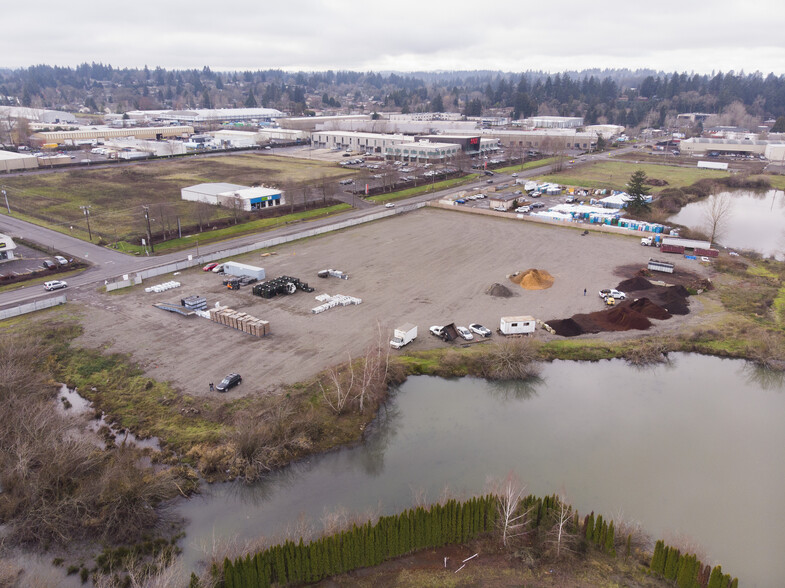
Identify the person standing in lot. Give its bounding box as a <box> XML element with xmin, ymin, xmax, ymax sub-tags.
<box><xmin>209</xmin><ymin>382</ymin><xmax>214</xmax><ymax>392</ymax></box>
<box><xmin>583</xmin><ymin>288</ymin><xmax>587</xmax><ymax>296</ymax></box>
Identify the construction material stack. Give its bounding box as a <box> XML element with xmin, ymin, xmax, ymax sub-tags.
<box><xmin>208</xmin><ymin>307</ymin><xmax>270</xmax><ymax>337</ymax></box>
<box><xmin>181</xmin><ymin>295</ymin><xmax>207</xmax><ymax>311</ymax></box>
<box><xmin>252</xmin><ymin>276</ymin><xmax>314</xmax><ymax>299</ymax></box>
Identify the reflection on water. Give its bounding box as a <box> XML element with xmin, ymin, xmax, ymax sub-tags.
<box><xmin>176</xmin><ymin>356</ymin><xmax>785</xmax><ymax>588</ymax></box>
<box><xmin>486</xmin><ymin>376</ymin><xmax>542</xmax><ymax>400</ymax></box>
<box><xmin>669</xmin><ymin>189</ymin><xmax>785</xmax><ymax>260</ymax></box>
<box><xmin>743</xmin><ymin>363</ymin><xmax>785</xmax><ymax>391</ymax></box>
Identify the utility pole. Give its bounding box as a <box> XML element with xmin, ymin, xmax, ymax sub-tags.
<box><xmin>143</xmin><ymin>205</ymin><xmax>154</xmax><ymax>253</ymax></box>
<box><xmin>80</xmin><ymin>205</ymin><xmax>92</xmax><ymax>241</ymax></box>
<box><xmin>1</xmin><ymin>188</ymin><xmax>9</xmax><ymax>214</ymax></box>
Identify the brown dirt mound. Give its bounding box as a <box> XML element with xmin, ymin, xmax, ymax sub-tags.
<box><xmin>545</xmin><ymin>318</ymin><xmax>585</xmax><ymax>337</ymax></box>
<box><xmin>509</xmin><ymin>268</ymin><xmax>554</xmax><ymax>290</ymax></box>
<box><xmin>599</xmin><ymin>306</ymin><xmax>652</xmax><ymax>331</ymax></box>
<box><xmin>486</xmin><ymin>283</ymin><xmax>514</xmax><ymax>298</ymax></box>
<box><xmin>617</xmin><ymin>276</ymin><xmax>654</xmax><ymax>292</ymax></box>
<box><xmin>654</xmin><ymin>287</ymin><xmax>690</xmax><ymax>315</ymax></box>
<box><xmin>627</xmin><ymin>298</ymin><xmax>672</xmax><ymax>320</ymax></box>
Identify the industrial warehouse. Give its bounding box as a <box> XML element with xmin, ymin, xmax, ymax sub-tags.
<box><xmin>181</xmin><ymin>183</ymin><xmax>284</xmax><ymax>211</ymax></box>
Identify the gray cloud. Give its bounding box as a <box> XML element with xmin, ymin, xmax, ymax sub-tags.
<box><xmin>2</xmin><ymin>0</ymin><xmax>785</xmax><ymax>73</ymax></box>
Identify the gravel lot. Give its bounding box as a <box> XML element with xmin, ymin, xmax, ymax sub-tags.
<box><xmin>75</xmin><ymin>207</ymin><xmax>711</xmax><ymax>398</ymax></box>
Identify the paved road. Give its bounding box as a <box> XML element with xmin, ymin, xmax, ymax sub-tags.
<box><xmin>0</xmin><ymin>149</ymin><xmax>634</xmax><ymax>309</ymax></box>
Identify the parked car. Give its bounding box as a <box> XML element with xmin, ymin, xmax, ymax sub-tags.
<box><xmin>385</xmin><ymin>202</ymin><xmax>395</xmax><ymax>208</ymax></box>
<box><xmin>54</xmin><ymin>255</ymin><xmax>69</xmax><ymax>265</ymax></box>
<box><xmin>203</xmin><ymin>263</ymin><xmax>219</xmax><ymax>271</ymax></box>
<box><xmin>515</xmin><ymin>206</ymin><xmax>530</xmax><ymax>213</ymax></box>
<box><xmin>469</xmin><ymin>323</ymin><xmax>492</xmax><ymax>337</ymax></box>
<box><xmin>530</xmin><ymin>202</ymin><xmax>545</xmax><ymax>209</ymax></box>
<box><xmin>44</xmin><ymin>280</ymin><xmax>68</xmax><ymax>291</ymax></box>
<box><xmin>216</xmin><ymin>373</ymin><xmax>242</xmax><ymax>392</ymax></box>
<box><xmin>456</xmin><ymin>326</ymin><xmax>474</xmax><ymax>340</ymax></box>
<box><xmin>212</xmin><ymin>264</ymin><xmax>225</xmax><ymax>273</ymax></box>
<box><xmin>429</xmin><ymin>325</ymin><xmax>444</xmax><ymax>337</ymax></box>
<box><xmin>486</xmin><ymin>179</ymin><xmax>494</xmax><ymax>184</ymax></box>
<box><xmin>511</xmin><ymin>173</ymin><xmax>518</xmax><ymax>177</ymax></box>
<box><xmin>42</xmin><ymin>259</ymin><xmax>56</xmax><ymax>270</ymax></box>
<box><xmin>599</xmin><ymin>288</ymin><xmax>626</xmax><ymax>300</ymax></box>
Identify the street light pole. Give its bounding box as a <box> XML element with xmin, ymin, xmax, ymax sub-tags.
<box><xmin>143</xmin><ymin>206</ymin><xmax>154</xmax><ymax>253</ymax></box>
<box><xmin>1</xmin><ymin>189</ymin><xmax>9</xmax><ymax>214</ymax></box>
<box><xmin>80</xmin><ymin>205</ymin><xmax>92</xmax><ymax>241</ymax></box>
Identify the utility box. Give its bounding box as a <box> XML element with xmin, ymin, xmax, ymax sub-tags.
<box><xmin>500</xmin><ymin>316</ymin><xmax>536</xmax><ymax>335</ymax></box>
<box><xmin>222</xmin><ymin>262</ymin><xmax>265</xmax><ymax>281</ymax></box>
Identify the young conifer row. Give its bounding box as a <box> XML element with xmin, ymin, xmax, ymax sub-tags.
<box><xmin>222</xmin><ymin>495</ymin><xmax>497</xmax><ymax>587</ymax></box>
<box><xmin>650</xmin><ymin>539</ymin><xmax>738</xmax><ymax>588</ymax></box>
<box><xmin>582</xmin><ymin>511</ymin><xmax>616</xmax><ymax>556</ymax></box>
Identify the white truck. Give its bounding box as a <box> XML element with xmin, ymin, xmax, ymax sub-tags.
<box><xmin>641</xmin><ymin>236</ymin><xmax>660</xmax><ymax>246</ymax></box>
<box><xmin>390</xmin><ymin>323</ymin><xmax>418</xmax><ymax>349</ymax></box>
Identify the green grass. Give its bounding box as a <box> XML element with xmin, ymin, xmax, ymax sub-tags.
<box><xmin>493</xmin><ymin>157</ymin><xmax>559</xmax><ymax>174</ymax></box>
<box><xmin>0</xmin><ymin>154</ymin><xmax>352</xmax><ymax>244</ymax></box>
<box><xmin>534</xmin><ymin>161</ymin><xmax>729</xmax><ymax>193</ymax></box>
<box><xmin>752</xmin><ymin>174</ymin><xmax>785</xmax><ymax>191</ymax></box>
<box><xmin>367</xmin><ymin>174</ymin><xmax>479</xmax><ymax>203</ymax></box>
<box><xmin>111</xmin><ymin>203</ymin><xmax>352</xmax><ymax>254</ymax></box>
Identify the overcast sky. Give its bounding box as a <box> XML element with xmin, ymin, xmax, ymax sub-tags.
<box><xmin>3</xmin><ymin>0</ymin><xmax>785</xmax><ymax>75</ymax></box>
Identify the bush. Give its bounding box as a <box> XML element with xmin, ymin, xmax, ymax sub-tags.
<box><xmin>475</xmin><ymin>339</ymin><xmax>541</xmax><ymax>380</ymax></box>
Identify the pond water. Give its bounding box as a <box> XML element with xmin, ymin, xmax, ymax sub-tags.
<box><xmin>176</xmin><ymin>355</ymin><xmax>785</xmax><ymax>587</ymax></box>
<box><xmin>669</xmin><ymin>189</ymin><xmax>785</xmax><ymax>260</ymax></box>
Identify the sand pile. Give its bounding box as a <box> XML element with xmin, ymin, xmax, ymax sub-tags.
<box><xmin>617</xmin><ymin>276</ymin><xmax>654</xmax><ymax>292</ymax></box>
<box><xmin>486</xmin><ymin>283</ymin><xmax>514</xmax><ymax>297</ymax></box>
<box><xmin>509</xmin><ymin>268</ymin><xmax>555</xmax><ymax>290</ymax></box>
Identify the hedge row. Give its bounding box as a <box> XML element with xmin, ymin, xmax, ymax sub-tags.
<box><xmin>650</xmin><ymin>539</ymin><xmax>738</xmax><ymax>588</ymax></box>
<box><xmin>223</xmin><ymin>495</ymin><xmax>497</xmax><ymax>587</ymax></box>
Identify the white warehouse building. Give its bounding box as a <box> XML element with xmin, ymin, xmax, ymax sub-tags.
<box><xmin>181</xmin><ymin>183</ymin><xmax>284</xmax><ymax>212</ymax></box>
<box><xmin>311</xmin><ymin>130</ymin><xmax>408</xmax><ymax>153</ymax></box>
<box><xmin>385</xmin><ymin>140</ymin><xmax>461</xmax><ymax>163</ymax></box>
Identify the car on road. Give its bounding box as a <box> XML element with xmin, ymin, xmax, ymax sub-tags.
<box><xmin>203</xmin><ymin>263</ymin><xmax>219</xmax><ymax>271</ymax></box>
<box><xmin>511</xmin><ymin>173</ymin><xmax>518</xmax><ymax>177</ymax></box>
<box><xmin>456</xmin><ymin>326</ymin><xmax>474</xmax><ymax>340</ymax></box>
<box><xmin>599</xmin><ymin>288</ymin><xmax>626</xmax><ymax>300</ymax></box>
<box><xmin>216</xmin><ymin>373</ymin><xmax>242</xmax><ymax>392</ymax></box>
<box><xmin>44</xmin><ymin>280</ymin><xmax>68</xmax><ymax>291</ymax></box>
<box><xmin>54</xmin><ymin>255</ymin><xmax>69</xmax><ymax>265</ymax></box>
<box><xmin>385</xmin><ymin>202</ymin><xmax>395</xmax><ymax>208</ymax></box>
<box><xmin>486</xmin><ymin>179</ymin><xmax>494</xmax><ymax>184</ymax></box>
<box><xmin>469</xmin><ymin>323</ymin><xmax>492</xmax><ymax>337</ymax></box>
<box><xmin>429</xmin><ymin>325</ymin><xmax>444</xmax><ymax>337</ymax></box>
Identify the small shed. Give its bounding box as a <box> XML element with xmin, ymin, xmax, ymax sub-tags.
<box><xmin>500</xmin><ymin>316</ymin><xmax>536</xmax><ymax>335</ymax></box>
<box><xmin>222</xmin><ymin>261</ymin><xmax>265</xmax><ymax>280</ymax></box>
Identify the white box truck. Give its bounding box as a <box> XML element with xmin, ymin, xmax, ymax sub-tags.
<box><xmin>499</xmin><ymin>316</ymin><xmax>536</xmax><ymax>335</ymax></box>
<box><xmin>390</xmin><ymin>323</ymin><xmax>418</xmax><ymax>349</ymax></box>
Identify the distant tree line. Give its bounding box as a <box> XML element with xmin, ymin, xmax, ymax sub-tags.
<box><xmin>3</xmin><ymin>64</ymin><xmax>785</xmax><ymax>130</ymax></box>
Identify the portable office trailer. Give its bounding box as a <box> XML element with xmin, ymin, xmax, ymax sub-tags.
<box><xmin>222</xmin><ymin>262</ymin><xmax>265</xmax><ymax>280</ymax></box>
<box><xmin>499</xmin><ymin>316</ymin><xmax>536</xmax><ymax>335</ymax></box>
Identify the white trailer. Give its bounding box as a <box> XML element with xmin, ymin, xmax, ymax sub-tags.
<box><xmin>499</xmin><ymin>316</ymin><xmax>536</xmax><ymax>336</ymax></box>
<box><xmin>222</xmin><ymin>261</ymin><xmax>266</xmax><ymax>280</ymax></box>
<box><xmin>647</xmin><ymin>258</ymin><xmax>675</xmax><ymax>274</ymax></box>
<box><xmin>390</xmin><ymin>323</ymin><xmax>418</xmax><ymax>349</ymax></box>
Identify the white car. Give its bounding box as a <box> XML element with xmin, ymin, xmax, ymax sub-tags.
<box><xmin>599</xmin><ymin>288</ymin><xmax>626</xmax><ymax>300</ymax></box>
<box><xmin>456</xmin><ymin>326</ymin><xmax>474</xmax><ymax>340</ymax></box>
<box><xmin>469</xmin><ymin>323</ymin><xmax>492</xmax><ymax>337</ymax></box>
<box><xmin>511</xmin><ymin>173</ymin><xmax>518</xmax><ymax>177</ymax></box>
<box><xmin>54</xmin><ymin>255</ymin><xmax>69</xmax><ymax>265</ymax></box>
<box><xmin>44</xmin><ymin>280</ymin><xmax>68</xmax><ymax>291</ymax></box>
<box><xmin>429</xmin><ymin>325</ymin><xmax>444</xmax><ymax>337</ymax></box>
<box><xmin>515</xmin><ymin>206</ymin><xmax>530</xmax><ymax>213</ymax></box>
<box><xmin>385</xmin><ymin>202</ymin><xmax>395</xmax><ymax>208</ymax></box>
<box><xmin>212</xmin><ymin>264</ymin><xmax>225</xmax><ymax>273</ymax></box>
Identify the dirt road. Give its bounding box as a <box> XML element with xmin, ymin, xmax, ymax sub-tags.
<box><xmin>75</xmin><ymin>207</ymin><xmax>711</xmax><ymax>397</ymax></box>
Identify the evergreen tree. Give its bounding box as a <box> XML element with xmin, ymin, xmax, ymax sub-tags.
<box><xmin>585</xmin><ymin>513</ymin><xmax>595</xmax><ymax>542</ymax></box>
<box><xmin>707</xmin><ymin>565</ymin><xmax>724</xmax><ymax>588</ymax></box>
<box><xmin>664</xmin><ymin>547</ymin><xmax>681</xmax><ymax>581</ymax></box>
<box><xmin>594</xmin><ymin>515</ymin><xmax>604</xmax><ymax>546</ymax></box>
<box><xmin>625</xmin><ymin>534</ymin><xmax>632</xmax><ymax>560</ymax></box>
<box><xmin>604</xmin><ymin>520</ymin><xmax>616</xmax><ymax>556</ymax></box>
<box><xmin>245</xmin><ymin>89</ymin><xmax>258</xmax><ymax>108</ymax></box>
<box><xmin>626</xmin><ymin>169</ymin><xmax>651</xmax><ymax>213</ymax></box>
<box><xmin>223</xmin><ymin>558</ymin><xmax>235</xmax><ymax>588</ymax></box>
<box><xmin>650</xmin><ymin>540</ymin><xmax>666</xmax><ymax>573</ymax></box>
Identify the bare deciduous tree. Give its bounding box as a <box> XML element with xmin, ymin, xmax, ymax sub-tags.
<box><xmin>489</xmin><ymin>473</ymin><xmax>533</xmax><ymax>547</ymax></box>
<box><xmin>548</xmin><ymin>494</ymin><xmax>575</xmax><ymax>559</ymax></box>
<box><xmin>703</xmin><ymin>193</ymin><xmax>733</xmax><ymax>246</ymax></box>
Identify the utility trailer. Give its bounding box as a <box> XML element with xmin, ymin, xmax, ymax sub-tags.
<box><xmin>647</xmin><ymin>258</ymin><xmax>675</xmax><ymax>274</ymax></box>
<box><xmin>499</xmin><ymin>316</ymin><xmax>536</xmax><ymax>336</ymax></box>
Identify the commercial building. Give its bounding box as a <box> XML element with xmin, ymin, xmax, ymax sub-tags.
<box><xmin>483</xmin><ymin>129</ymin><xmax>595</xmax><ymax>151</ymax></box>
<box><xmin>384</xmin><ymin>140</ymin><xmax>461</xmax><ymax>163</ymax></box>
<box><xmin>521</xmin><ymin>116</ymin><xmax>583</xmax><ymax>129</ymax></box>
<box><xmin>181</xmin><ymin>183</ymin><xmax>284</xmax><ymax>212</ymax></box>
<box><xmin>103</xmin><ymin>138</ymin><xmax>186</xmax><ymax>157</ymax></box>
<box><xmin>212</xmin><ymin>130</ymin><xmax>261</xmax><ymax>149</ymax></box>
<box><xmin>0</xmin><ymin>150</ymin><xmax>39</xmax><ymax>172</ymax></box>
<box><xmin>414</xmin><ymin>134</ymin><xmax>482</xmax><ymax>156</ymax></box>
<box><xmin>679</xmin><ymin>137</ymin><xmax>782</xmax><ymax>157</ymax></box>
<box><xmin>388</xmin><ymin>112</ymin><xmax>463</xmax><ymax>122</ymax></box>
<box><xmin>311</xmin><ymin>130</ymin><xmax>408</xmax><ymax>153</ymax></box>
<box><xmin>488</xmin><ymin>193</ymin><xmax>520</xmax><ymax>211</ymax></box>
<box><xmin>279</xmin><ymin>115</ymin><xmax>370</xmax><ymax>132</ymax></box>
<box><xmin>257</xmin><ymin>128</ymin><xmax>308</xmax><ymax>142</ymax></box>
<box><xmin>0</xmin><ymin>233</ymin><xmax>17</xmax><ymax>262</ymax></box>
<box><xmin>0</xmin><ymin>106</ymin><xmax>77</xmax><ymax>125</ymax></box>
<box><xmin>126</xmin><ymin>108</ymin><xmax>284</xmax><ymax>124</ymax></box>
<box><xmin>31</xmin><ymin>125</ymin><xmax>194</xmax><ymax>146</ymax></box>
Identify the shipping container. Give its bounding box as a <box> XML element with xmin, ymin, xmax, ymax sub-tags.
<box><xmin>661</xmin><ymin>244</ymin><xmax>685</xmax><ymax>254</ymax></box>
<box><xmin>694</xmin><ymin>248</ymin><xmax>719</xmax><ymax>258</ymax></box>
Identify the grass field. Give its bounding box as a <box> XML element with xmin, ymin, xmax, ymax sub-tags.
<box><xmin>0</xmin><ymin>154</ymin><xmax>355</xmax><ymax>244</ymax></box>
<box><xmin>493</xmin><ymin>156</ymin><xmax>559</xmax><ymax>174</ymax></box>
<box><xmin>367</xmin><ymin>174</ymin><xmax>479</xmax><ymax>203</ymax></box>
<box><xmin>534</xmin><ymin>160</ymin><xmax>729</xmax><ymax>193</ymax></box>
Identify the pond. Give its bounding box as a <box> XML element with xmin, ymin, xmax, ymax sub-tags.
<box><xmin>669</xmin><ymin>189</ymin><xmax>785</xmax><ymax>260</ymax></box>
<box><xmin>176</xmin><ymin>355</ymin><xmax>785</xmax><ymax>588</ymax></box>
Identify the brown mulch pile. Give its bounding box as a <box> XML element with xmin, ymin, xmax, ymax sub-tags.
<box><xmin>617</xmin><ymin>276</ymin><xmax>655</xmax><ymax>292</ymax></box>
<box><xmin>546</xmin><ymin>284</ymin><xmax>687</xmax><ymax>337</ymax></box>
<box><xmin>509</xmin><ymin>269</ymin><xmax>555</xmax><ymax>290</ymax></box>
<box><xmin>486</xmin><ymin>283</ymin><xmax>514</xmax><ymax>297</ymax></box>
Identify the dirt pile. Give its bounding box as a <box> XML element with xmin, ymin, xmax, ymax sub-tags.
<box><xmin>547</xmin><ymin>318</ymin><xmax>589</xmax><ymax>337</ymax></box>
<box><xmin>628</xmin><ymin>297</ymin><xmax>672</xmax><ymax>320</ymax></box>
<box><xmin>509</xmin><ymin>269</ymin><xmax>554</xmax><ymax>290</ymax></box>
<box><xmin>617</xmin><ymin>276</ymin><xmax>654</xmax><ymax>292</ymax></box>
<box><xmin>486</xmin><ymin>283</ymin><xmax>514</xmax><ymax>297</ymax></box>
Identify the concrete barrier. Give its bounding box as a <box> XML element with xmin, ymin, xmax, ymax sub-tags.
<box><xmin>0</xmin><ymin>295</ymin><xmax>67</xmax><ymax>320</ymax></box>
